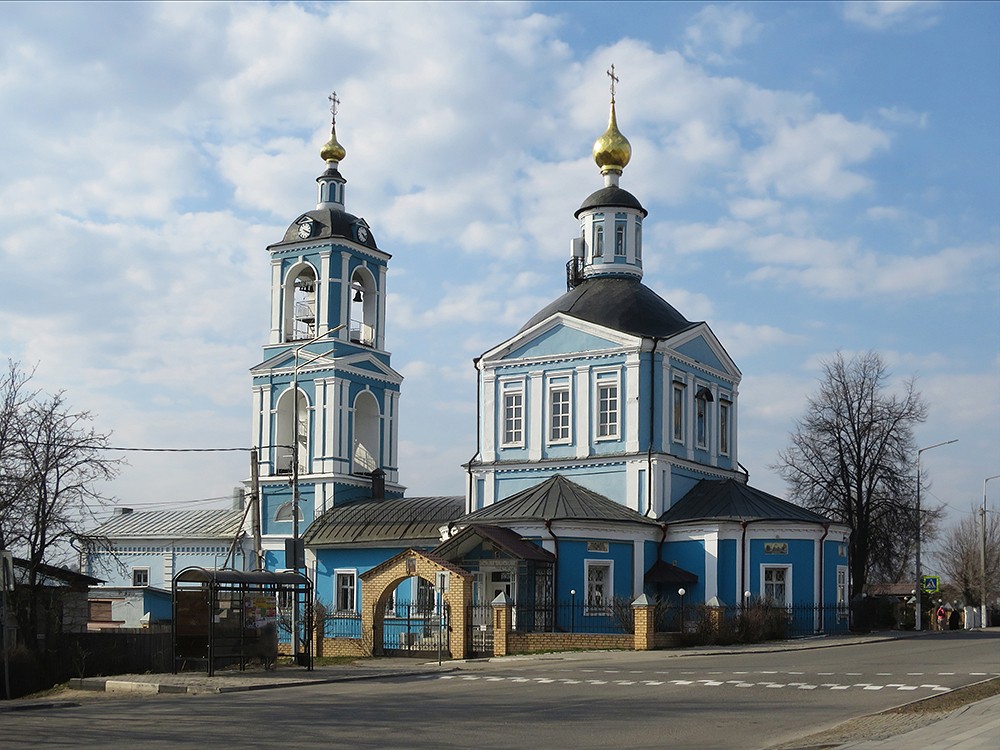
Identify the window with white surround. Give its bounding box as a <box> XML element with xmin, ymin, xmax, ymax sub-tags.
<box><xmin>593</xmin><ymin>214</ymin><xmax>604</xmax><ymax>258</ymax></box>
<box><xmin>695</xmin><ymin>387</ymin><xmax>713</xmax><ymax>450</ymax></box>
<box><xmin>501</xmin><ymin>380</ymin><xmax>524</xmax><ymax>447</ymax></box>
<box><xmin>548</xmin><ymin>376</ymin><xmax>571</xmax><ymax>443</ymax></box>
<box><xmin>274</xmin><ymin>502</ymin><xmax>304</xmax><ymax>523</ymax></box>
<box><xmin>762</xmin><ymin>565</ymin><xmax>791</xmax><ymax>607</ymax></box>
<box><xmin>585</xmin><ymin>560</ymin><xmax>613</xmax><ymax>614</ymax></box>
<box><xmin>596</xmin><ymin>370</ymin><xmax>620</xmax><ymax>439</ymax></box>
<box><xmin>614</xmin><ymin>214</ymin><xmax>627</xmax><ymax>256</ymax></box>
<box><xmin>672</xmin><ymin>382</ymin><xmax>685</xmax><ymax>443</ymax></box>
<box><xmin>132</xmin><ymin>568</ymin><xmax>149</xmax><ymax>587</ymax></box>
<box><xmin>719</xmin><ymin>399</ymin><xmax>730</xmax><ymax>455</ymax></box>
<box><xmin>335</xmin><ymin>570</ymin><xmax>357</xmax><ymax>612</ymax></box>
<box><xmin>635</xmin><ymin>221</ymin><xmax>642</xmax><ymax>261</ymax></box>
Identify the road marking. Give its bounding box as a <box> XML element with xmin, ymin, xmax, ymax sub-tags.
<box><xmin>797</xmin><ymin>685</ymin><xmax>817</xmax><ymax>690</ymax></box>
<box><xmin>863</xmin><ymin>686</ymin><xmax>884</xmax><ymax>691</ymax></box>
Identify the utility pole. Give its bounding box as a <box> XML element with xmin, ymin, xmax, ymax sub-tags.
<box><xmin>983</xmin><ymin>475</ymin><xmax>1000</xmax><ymax>629</ymax></box>
<box><xmin>914</xmin><ymin>439</ymin><xmax>956</xmax><ymax>631</ymax></box>
<box><xmin>250</xmin><ymin>449</ymin><xmax>262</xmax><ymax>570</ymax></box>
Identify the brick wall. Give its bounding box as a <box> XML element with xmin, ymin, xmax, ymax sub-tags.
<box><xmin>318</xmin><ymin>637</ymin><xmax>367</xmax><ymax>658</ymax></box>
<box><xmin>506</xmin><ymin>632</ymin><xmax>633</xmax><ymax>653</ymax></box>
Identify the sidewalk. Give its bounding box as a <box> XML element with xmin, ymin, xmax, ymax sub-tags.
<box><xmin>835</xmin><ymin>692</ymin><xmax>1000</xmax><ymax>750</ymax></box>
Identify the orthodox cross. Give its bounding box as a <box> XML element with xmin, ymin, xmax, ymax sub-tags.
<box><xmin>329</xmin><ymin>91</ymin><xmax>340</xmax><ymax>124</ymax></box>
<box><xmin>607</xmin><ymin>65</ymin><xmax>619</xmax><ymax>103</ymax></box>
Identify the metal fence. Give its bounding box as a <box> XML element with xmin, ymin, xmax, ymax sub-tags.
<box><xmin>318</xmin><ymin>604</ymin><xmax>450</xmax><ymax>654</ymax></box>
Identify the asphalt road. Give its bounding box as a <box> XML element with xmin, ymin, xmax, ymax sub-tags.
<box><xmin>5</xmin><ymin>631</ymin><xmax>998</xmax><ymax>749</ymax></box>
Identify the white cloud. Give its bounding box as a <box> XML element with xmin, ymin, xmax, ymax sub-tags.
<box><xmin>878</xmin><ymin>105</ymin><xmax>929</xmax><ymax>128</ymax></box>
<box><xmin>683</xmin><ymin>4</ymin><xmax>763</xmax><ymax>65</ymax></box>
<box><xmin>742</xmin><ymin>113</ymin><xmax>891</xmax><ymax>199</ymax></box>
<box><xmin>841</xmin><ymin>1</ymin><xmax>942</xmax><ymax>32</ymax></box>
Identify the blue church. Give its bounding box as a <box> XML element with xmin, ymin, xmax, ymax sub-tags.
<box><xmin>247</xmin><ymin>85</ymin><xmax>851</xmax><ymax>634</ymax></box>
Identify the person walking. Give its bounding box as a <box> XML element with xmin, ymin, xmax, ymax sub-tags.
<box><xmin>936</xmin><ymin>605</ymin><xmax>946</xmax><ymax>631</ymax></box>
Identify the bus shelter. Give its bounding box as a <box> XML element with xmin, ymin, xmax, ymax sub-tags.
<box><xmin>172</xmin><ymin>567</ymin><xmax>313</xmax><ymax>676</ymax></box>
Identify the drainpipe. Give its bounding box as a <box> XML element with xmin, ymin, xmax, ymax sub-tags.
<box><xmin>466</xmin><ymin>357</ymin><xmax>483</xmax><ymax>514</ymax></box>
<box><xmin>545</xmin><ymin>519</ymin><xmax>559</xmax><ymax>629</ymax></box>
<box><xmin>646</xmin><ymin>339</ymin><xmax>660</xmax><ymax>517</ymax></box>
<box><xmin>740</xmin><ymin>520</ymin><xmax>749</xmax><ymax>602</ymax></box>
<box><xmin>818</xmin><ymin>523</ymin><xmax>830</xmax><ymax>632</ymax></box>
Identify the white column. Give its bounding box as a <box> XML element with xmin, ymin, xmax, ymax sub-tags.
<box><xmin>625</xmin><ymin>352</ymin><xmax>641</xmax><ymax>453</ymax></box>
<box><xmin>704</xmin><ymin>532</ymin><xmax>719</xmax><ymax>603</ymax></box>
<box><xmin>633</xmin><ymin>540</ymin><xmax>644</xmax><ymax>597</ymax></box>
<box><xmin>481</xmin><ymin>371</ymin><xmax>496</xmax><ymax>461</ymax></box>
<box><xmin>270</xmin><ymin>260</ymin><xmax>283</xmax><ymax>344</ymax></box>
<box><xmin>318</xmin><ymin>252</ymin><xmax>331</xmax><ymax>335</ymax></box>
<box><xmin>529</xmin><ymin>371</ymin><xmax>543</xmax><ymax>461</ymax></box>
<box><xmin>339</xmin><ymin>251</ymin><xmax>351</xmax><ymax>331</ymax></box>
<box><xmin>377</xmin><ymin>265</ymin><xmax>388</xmax><ymax>350</ymax></box>
<box><xmin>575</xmin><ymin>365</ymin><xmax>590</xmax><ymax>458</ymax></box>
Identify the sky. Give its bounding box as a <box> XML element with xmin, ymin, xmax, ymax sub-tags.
<box><xmin>1</xmin><ymin>1</ymin><xmax>997</xmax><ymax>559</ymax></box>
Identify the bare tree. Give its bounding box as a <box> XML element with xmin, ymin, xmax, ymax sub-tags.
<box><xmin>0</xmin><ymin>365</ymin><xmax>122</xmax><ymax>646</ymax></box>
<box><xmin>774</xmin><ymin>351</ymin><xmax>930</xmax><ymax>596</ymax></box>
<box><xmin>934</xmin><ymin>508</ymin><xmax>1000</xmax><ymax>607</ymax></box>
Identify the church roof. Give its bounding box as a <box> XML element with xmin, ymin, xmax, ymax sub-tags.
<box><xmin>575</xmin><ymin>185</ymin><xmax>646</xmax><ymax>217</ymax></box>
<box><xmin>304</xmin><ymin>495</ymin><xmax>465</xmax><ymax>548</ymax></box>
<box><xmin>459</xmin><ymin>475</ymin><xmax>657</xmax><ymax>527</ymax></box>
<box><xmin>92</xmin><ymin>509</ymin><xmax>246</xmax><ymax>539</ymax></box>
<box><xmin>272</xmin><ymin>207</ymin><xmax>380</xmax><ymax>251</ymax></box>
<box><xmin>433</xmin><ymin>524</ymin><xmax>556</xmax><ymax>563</ymax></box>
<box><xmin>660</xmin><ymin>479</ymin><xmax>832</xmax><ymax>525</ymax></box>
<box><xmin>519</xmin><ymin>276</ymin><xmax>696</xmax><ymax>339</ymax></box>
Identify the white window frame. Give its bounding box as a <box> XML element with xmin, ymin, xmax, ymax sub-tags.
<box><xmin>672</xmin><ymin>382</ymin><xmax>686</xmax><ymax>444</ymax></box>
<box><xmin>595</xmin><ymin>369</ymin><xmax>620</xmax><ymax>440</ymax></box>
<box><xmin>695</xmin><ymin>391</ymin><xmax>709</xmax><ymax>449</ymax></box>
<box><xmin>593</xmin><ymin>215</ymin><xmax>604</xmax><ymax>258</ymax></box>
<box><xmin>719</xmin><ymin>398</ymin><xmax>731</xmax><ymax>456</ymax></box>
<box><xmin>761</xmin><ymin>564</ymin><xmax>791</xmax><ymax>607</ymax></box>
<box><xmin>501</xmin><ymin>379</ymin><xmax>525</xmax><ymax>447</ymax></box>
<box><xmin>334</xmin><ymin>569</ymin><xmax>357</xmax><ymax>613</ymax></box>
<box><xmin>547</xmin><ymin>375</ymin><xmax>572</xmax><ymax>444</ymax></box>
<box><xmin>274</xmin><ymin>501</ymin><xmax>304</xmax><ymax>523</ymax></box>
<box><xmin>585</xmin><ymin>559</ymin><xmax>613</xmax><ymax>615</ymax></box>
<box><xmin>635</xmin><ymin>221</ymin><xmax>642</xmax><ymax>261</ymax></box>
<box><xmin>132</xmin><ymin>567</ymin><xmax>149</xmax><ymax>587</ymax></box>
<box><xmin>614</xmin><ymin>215</ymin><xmax>627</xmax><ymax>257</ymax></box>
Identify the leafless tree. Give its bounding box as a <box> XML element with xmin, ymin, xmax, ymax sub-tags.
<box><xmin>0</xmin><ymin>363</ymin><xmax>122</xmax><ymax>646</ymax></box>
<box><xmin>934</xmin><ymin>508</ymin><xmax>1000</xmax><ymax>607</ymax></box>
<box><xmin>774</xmin><ymin>351</ymin><xmax>931</xmax><ymax>596</ymax></box>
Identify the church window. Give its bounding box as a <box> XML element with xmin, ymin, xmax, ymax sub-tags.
<box><xmin>762</xmin><ymin>566</ymin><xmax>790</xmax><ymax>607</ymax></box>
<box><xmin>719</xmin><ymin>400</ymin><xmax>730</xmax><ymax>455</ymax></box>
<box><xmin>672</xmin><ymin>382</ymin><xmax>686</xmax><ymax>443</ymax></box>
<box><xmin>596</xmin><ymin>371</ymin><xmax>619</xmax><ymax>439</ymax></box>
<box><xmin>285</xmin><ymin>265</ymin><xmax>317</xmax><ymax>342</ymax></box>
<box><xmin>335</xmin><ymin>570</ymin><xmax>357</xmax><ymax>612</ymax></box>
<box><xmin>593</xmin><ymin>215</ymin><xmax>604</xmax><ymax>258</ymax></box>
<box><xmin>548</xmin><ymin>376</ymin><xmax>571</xmax><ymax>443</ymax></box>
<box><xmin>695</xmin><ymin>386</ymin><xmax>713</xmax><ymax>449</ymax></box>
<box><xmin>275</xmin><ymin>388</ymin><xmax>308</xmax><ymax>475</ymax></box>
<box><xmin>349</xmin><ymin>267</ymin><xmax>377</xmax><ymax>347</ymax></box>
<box><xmin>635</xmin><ymin>221</ymin><xmax>642</xmax><ymax>261</ymax></box>
<box><xmin>352</xmin><ymin>391</ymin><xmax>380</xmax><ymax>474</ymax></box>
<box><xmin>274</xmin><ymin>502</ymin><xmax>304</xmax><ymax>523</ymax></box>
<box><xmin>585</xmin><ymin>560</ymin><xmax>613</xmax><ymax>614</ymax></box>
<box><xmin>132</xmin><ymin>568</ymin><xmax>149</xmax><ymax>587</ymax></box>
<box><xmin>614</xmin><ymin>215</ymin><xmax>627</xmax><ymax>256</ymax></box>
<box><xmin>502</xmin><ymin>381</ymin><xmax>524</xmax><ymax>447</ymax></box>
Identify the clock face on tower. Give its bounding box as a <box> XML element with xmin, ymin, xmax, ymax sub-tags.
<box><xmin>356</xmin><ymin>225</ymin><xmax>368</xmax><ymax>243</ymax></box>
<box><xmin>297</xmin><ymin>220</ymin><xmax>313</xmax><ymax>239</ymax></box>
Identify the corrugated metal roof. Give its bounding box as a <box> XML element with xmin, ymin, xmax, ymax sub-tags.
<box><xmin>660</xmin><ymin>479</ymin><xmax>832</xmax><ymax>524</ymax></box>
<box><xmin>434</xmin><ymin>524</ymin><xmax>556</xmax><ymax>563</ymax></box>
<box><xmin>459</xmin><ymin>475</ymin><xmax>657</xmax><ymax>526</ymax></box>
<box><xmin>304</xmin><ymin>496</ymin><xmax>465</xmax><ymax>547</ymax></box>
<box><xmin>91</xmin><ymin>509</ymin><xmax>246</xmax><ymax>539</ymax></box>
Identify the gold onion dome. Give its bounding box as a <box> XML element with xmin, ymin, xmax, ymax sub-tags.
<box><xmin>592</xmin><ymin>101</ymin><xmax>631</xmax><ymax>175</ymax></box>
<box><xmin>320</xmin><ymin>124</ymin><xmax>346</xmax><ymax>163</ymax></box>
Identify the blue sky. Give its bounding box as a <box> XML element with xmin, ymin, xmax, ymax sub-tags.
<box><xmin>1</xmin><ymin>1</ymin><xmax>997</xmax><ymax>557</ymax></box>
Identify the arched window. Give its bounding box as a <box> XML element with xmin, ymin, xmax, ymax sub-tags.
<box><xmin>352</xmin><ymin>391</ymin><xmax>380</xmax><ymax>474</ymax></box>
<box><xmin>275</xmin><ymin>388</ymin><xmax>308</xmax><ymax>475</ymax></box>
<box><xmin>274</xmin><ymin>502</ymin><xmax>304</xmax><ymax>523</ymax></box>
<box><xmin>349</xmin><ymin>267</ymin><xmax>377</xmax><ymax>347</ymax></box>
<box><xmin>283</xmin><ymin>264</ymin><xmax>317</xmax><ymax>342</ymax></box>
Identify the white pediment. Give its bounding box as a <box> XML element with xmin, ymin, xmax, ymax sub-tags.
<box><xmin>481</xmin><ymin>314</ymin><xmax>640</xmax><ymax>364</ymax></box>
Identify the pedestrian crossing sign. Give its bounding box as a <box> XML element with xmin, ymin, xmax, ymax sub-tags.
<box><xmin>921</xmin><ymin>575</ymin><xmax>940</xmax><ymax>594</ymax></box>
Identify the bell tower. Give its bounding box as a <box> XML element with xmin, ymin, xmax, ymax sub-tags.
<box><xmin>250</xmin><ymin>95</ymin><xmax>404</xmax><ymax>567</ymax></box>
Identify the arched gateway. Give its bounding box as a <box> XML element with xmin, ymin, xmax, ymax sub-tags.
<box><xmin>359</xmin><ymin>549</ymin><xmax>472</xmax><ymax>659</ymax></box>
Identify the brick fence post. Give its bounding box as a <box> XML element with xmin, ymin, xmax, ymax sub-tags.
<box><xmin>492</xmin><ymin>593</ymin><xmax>513</xmax><ymax>657</ymax></box>
<box><xmin>632</xmin><ymin>594</ymin><xmax>655</xmax><ymax>651</ymax></box>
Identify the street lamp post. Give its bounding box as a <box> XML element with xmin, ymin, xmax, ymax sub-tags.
<box><xmin>288</xmin><ymin>324</ymin><xmax>345</xmax><ymax>660</ymax></box>
<box><xmin>914</xmin><ymin>439</ymin><xmax>957</xmax><ymax>631</ymax></box>
<box><xmin>983</xmin><ymin>475</ymin><xmax>1000</xmax><ymax>629</ymax></box>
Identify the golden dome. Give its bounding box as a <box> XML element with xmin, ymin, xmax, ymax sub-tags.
<box><xmin>592</xmin><ymin>101</ymin><xmax>631</xmax><ymax>175</ymax></box>
<box><xmin>320</xmin><ymin>124</ymin><xmax>346</xmax><ymax>164</ymax></box>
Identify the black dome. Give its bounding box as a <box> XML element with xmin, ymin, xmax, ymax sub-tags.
<box><xmin>272</xmin><ymin>207</ymin><xmax>379</xmax><ymax>250</ymax></box>
<box><xmin>575</xmin><ymin>186</ymin><xmax>647</xmax><ymax>218</ymax></box>
<box><xmin>519</xmin><ymin>277</ymin><xmax>695</xmax><ymax>338</ymax></box>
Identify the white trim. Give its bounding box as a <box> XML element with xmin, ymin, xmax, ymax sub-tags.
<box><xmin>584</xmin><ymin>559</ymin><xmax>614</xmax><ymax>614</ymax></box>
<box><xmin>334</xmin><ymin>568</ymin><xmax>358</xmax><ymax>613</ymax></box>
<box><xmin>760</xmin><ymin>563</ymin><xmax>792</xmax><ymax>607</ymax></box>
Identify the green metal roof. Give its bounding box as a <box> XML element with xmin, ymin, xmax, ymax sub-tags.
<box><xmin>660</xmin><ymin>479</ymin><xmax>832</xmax><ymax>524</ymax></box>
<box><xmin>304</xmin><ymin>496</ymin><xmax>465</xmax><ymax>548</ymax></box>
